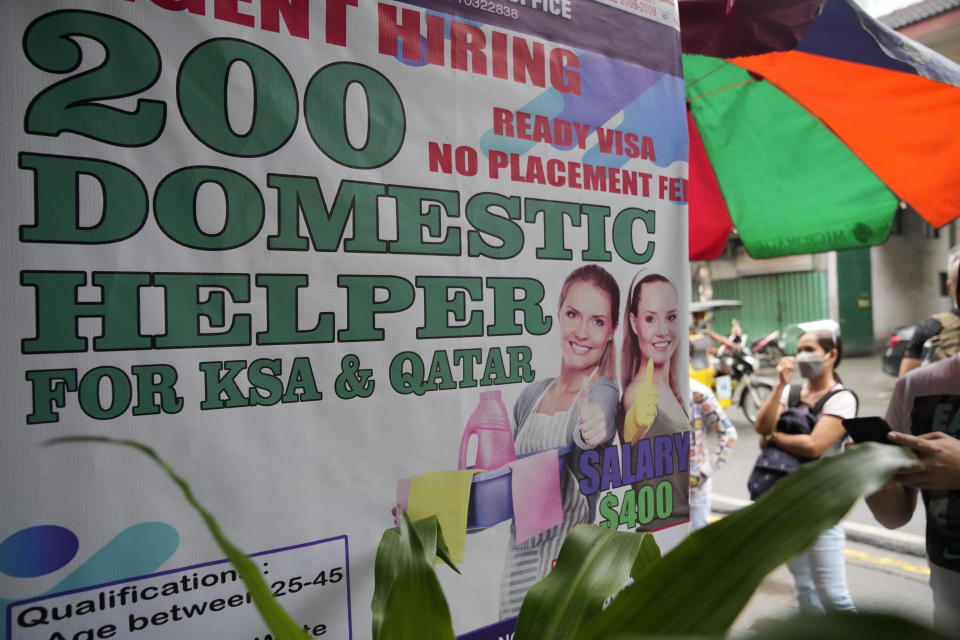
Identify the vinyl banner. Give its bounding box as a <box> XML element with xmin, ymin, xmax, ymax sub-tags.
<box><xmin>0</xmin><ymin>1</ymin><xmax>690</xmax><ymax>637</ymax></box>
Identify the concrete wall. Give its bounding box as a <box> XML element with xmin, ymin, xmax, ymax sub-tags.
<box><xmin>694</xmin><ymin>214</ymin><xmax>958</xmax><ymax>353</ymax></box>
<box><xmin>698</xmin><ymin>247</ymin><xmax>825</xmax><ymax>282</ymax></box>
<box><xmin>870</xmin><ymin>214</ymin><xmax>957</xmax><ymax>345</ymax></box>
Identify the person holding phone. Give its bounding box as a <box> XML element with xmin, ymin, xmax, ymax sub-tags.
<box><xmin>753</xmin><ymin>327</ymin><xmax>858</xmax><ymax>613</ymax></box>
<box><xmin>866</xmin><ymin>278</ymin><xmax>960</xmax><ymax>632</ymax></box>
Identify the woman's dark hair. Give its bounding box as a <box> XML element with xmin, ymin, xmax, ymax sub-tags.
<box><xmin>558</xmin><ymin>265</ymin><xmax>620</xmax><ymax>380</ymax></box>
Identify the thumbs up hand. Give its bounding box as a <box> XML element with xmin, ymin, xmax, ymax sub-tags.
<box><xmin>623</xmin><ymin>359</ymin><xmax>658</xmax><ymax>444</ymax></box>
<box><xmin>578</xmin><ymin>368</ymin><xmax>608</xmax><ymax>447</ymax></box>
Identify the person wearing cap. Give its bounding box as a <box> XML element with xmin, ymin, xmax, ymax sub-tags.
<box><xmin>898</xmin><ymin>248</ymin><xmax>959</xmax><ymax>375</ymax></box>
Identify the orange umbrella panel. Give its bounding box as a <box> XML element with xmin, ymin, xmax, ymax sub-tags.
<box><xmin>683</xmin><ymin>0</ymin><xmax>960</xmax><ymax>259</ymax></box>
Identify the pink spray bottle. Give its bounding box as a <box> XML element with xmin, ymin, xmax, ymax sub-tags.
<box><xmin>458</xmin><ymin>390</ymin><xmax>516</xmax><ymax>471</ymax></box>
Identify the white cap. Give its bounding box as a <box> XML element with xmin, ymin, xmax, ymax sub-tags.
<box><xmin>797</xmin><ymin>319</ymin><xmax>840</xmax><ymax>339</ymax></box>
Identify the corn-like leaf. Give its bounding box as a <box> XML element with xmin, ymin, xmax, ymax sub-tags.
<box><xmin>630</xmin><ymin>532</ymin><xmax>662</xmax><ymax>581</ymax></box>
<box><xmin>46</xmin><ymin>436</ymin><xmax>307</xmax><ymax>640</ymax></box>
<box><xmin>578</xmin><ymin>442</ymin><xmax>917</xmax><ymax>638</ymax></box>
<box><xmin>742</xmin><ymin>611</ymin><xmax>951</xmax><ymax>640</ymax></box>
<box><xmin>431</xmin><ymin>521</ymin><xmax>459</xmax><ymax>573</ymax></box>
<box><xmin>406</xmin><ymin>516</ymin><xmax>460</xmax><ymax>574</ymax></box>
<box><xmin>372</xmin><ymin>527</ymin><xmax>402</xmax><ymax>638</ymax></box>
<box><xmin>514</xmin><ymin>525</ymin><xmax>652</xmax><ymax>640</ymax></box>
<box><xmin>374</xmin><ymin>511</ymin><xmax>456</xmax><ymax>640</ymax></box>
<box><xmin>372</xmin><ymin>514</ymin><xmax>458</xmax><ymax>639</ymax></box>
<box><xmin>603</xmin><ymin>611</ymin><xmax>950</xmax><ymax>640</ymax></box>
<box><xmin>606</xmin><ymin>635</ymin><xmax>717</xmax><ymax>640</ymax></box>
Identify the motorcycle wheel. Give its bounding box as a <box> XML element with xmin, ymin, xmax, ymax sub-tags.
<box><xmin>740</xmin><ymin>380</ymin><xmax>774</xmax><ymax>424</ymax></box>
<box><xmin>758</xmin><ymin>343</ymin><xmax>785</xmax><ymax>369</ymax></box>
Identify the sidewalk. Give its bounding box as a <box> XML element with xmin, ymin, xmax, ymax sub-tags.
<box><xmin>714</xmin><ymin>353</ymin><xmax>929</xmax><ymax>542</ymax></box>
<box><xmin>711</xmin><ymin>354</ymin><xmax>937</xmax><ymax>634</ymax></box>
<box><xmin>712</xmin><ymin>494</ymin><xmax>926</xmax><ymax>557</ymax></box>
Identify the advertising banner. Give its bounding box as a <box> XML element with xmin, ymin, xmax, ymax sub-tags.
<box><xmin>0</xmin><ymin>1</ymin><xmax>690</xmax><ymax>637</ymax></box>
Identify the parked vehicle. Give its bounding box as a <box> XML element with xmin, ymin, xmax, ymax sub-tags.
<box><xmin>881</xmin><ymin>324</ymin><xmax>916</xmax><ymax>376</ymax></box>
<box><xmin>749</xmin><ymin>330</ymin><xmax>783</xmax><ymax>369</ymax></box>
<box><xmin>689</xmin><ymin>302</ymin><xmax>775</xmax><ymax>423</ymax></box>
<box><xmin>716</xmin><ymin>325</ymin><xmax>775</xmax><ymax>423</ymax></box>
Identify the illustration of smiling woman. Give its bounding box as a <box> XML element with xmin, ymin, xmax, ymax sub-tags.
<box><xmin>621</xmin><ymin>272</ymin><xmax>688</xmax><ymax>441</ymax></box>
<box><xmin>618</xmin><ymin>272</ymin><xmax>690</xmax><ymax>533</ymax></box>
<box><xmin>498</xmin><ymin>264</ymin><xmax>620</xmax><ymax>619</ymax></box>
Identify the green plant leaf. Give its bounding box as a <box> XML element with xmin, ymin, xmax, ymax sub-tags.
<box><xmin>374</xmin><ymin>511</ymin><xmax>456</xmax><ymax>640</ymax></box>
<box><xmin>742</xmin><ymin>611</ymin><xmax>951</xmax><ymax>640</ymax></box>
<box><xmin>405</xmin><ymin>515</ymin><xmax>460</xmax><ymax>574</ymax></box>
<box><xmin>602</xmin><ymin>611</ymin><xmax>950</xmax><ymax>640</ymax></box>
<box><xmin>630</xmin><ymin>532</ymin><xmax>662</xmax><ymax>582</ymax></box>
<box><xmin>46</xmin><ymin>436</ymin><xmax>307</xmax><ymax>640</ymax></box>
<box><xmin>577</xmin><ymin>442</ymin><xmax>916</xmax><ymax>638</ymax></box>
<box><xmin>372</xmin><ymin>514</ymin><xmax>460</xmax><ymax>639</ymax></box>
<box><xmin>514</xmin><ymin>524</ymin><xmax>654</xmax><ymax>640</ymax></box>
<box><xmin>606</xmin><ymin>635</ymin><xmax>718</xmax><ymax>640</ymax></box>
<box><xmin>430</xmin><ymin>520</ymin><xmax>460</xmax><ymax>573</ymax></box>
<box><xmin>372</xmin><ymin>527</ymin><xmax>402</xmax><ymax>639</ymax></box>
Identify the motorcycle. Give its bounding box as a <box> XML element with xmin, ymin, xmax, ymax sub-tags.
<box><xmin>749</xmin><ymin>330</ymin><xmax>784</xmax><ymax>369</ymax></box>
<box><xmin>716</xmin><ymin>334</ymin><xmax>775</xmax><ymax>423</ymax></box>
<box><xmin>689</xmin><ymin>302</ymin><xmax>775</xmax><ymax>424</ymax></box>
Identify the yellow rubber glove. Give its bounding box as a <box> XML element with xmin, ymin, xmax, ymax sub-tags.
<box><xmin>623</xmin><ymin>359</ymin><xmax>658</xmax><ymax>443</ymax></box>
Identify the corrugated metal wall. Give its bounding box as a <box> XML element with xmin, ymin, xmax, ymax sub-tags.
<box><xmin>706</xmin><ymin>271</ymin><xmax>829</xmax><ymax>340</ymax></box>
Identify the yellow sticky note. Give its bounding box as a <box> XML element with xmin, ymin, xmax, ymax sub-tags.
<box><xmin>407</xmin><ymin>470</ymin><xmax>477</xmax><ymax>564</ymax></box>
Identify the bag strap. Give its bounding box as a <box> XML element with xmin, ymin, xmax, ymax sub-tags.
<box><xmin>787</xmin><ymin>384</ymin><xmax>803</xmax><ymax>407</ymax></box>
<box><xmin>932</xmin><ymin>311</ymin><xmax>960</xmax><ymax>331</ymax></box>
<box><xmin>811</xmin><ymin>386</ymin><xmax>858</xmax><ymax>416</ymax></box>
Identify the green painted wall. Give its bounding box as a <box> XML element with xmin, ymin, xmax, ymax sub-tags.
<box><xmin>836</xmin><ymin>247</ymin><xmax>875</xmax><ymax>355</ymax></box>
<box><xmin>705</xmin><ymin>271</ymin><xmax>829</xmax><ymax>343</ymax></box>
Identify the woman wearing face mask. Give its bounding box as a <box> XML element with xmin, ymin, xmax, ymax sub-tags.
<box><xmin>754</xmin><ymin>328</ymin><xmax>859</xmax><ymax>613</ymax></box>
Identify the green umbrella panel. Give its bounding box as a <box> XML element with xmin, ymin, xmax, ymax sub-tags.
<box><xmin>684</xmin><ymin>53</ymin><xmax>898</xmax><ymax>258</ymax></box>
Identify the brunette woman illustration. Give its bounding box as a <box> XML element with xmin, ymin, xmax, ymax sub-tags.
<box><xmin>498</xmin><ymin>265</ymin><xmax>620</xmax><ymax>619</ymax></box>
<box><xmin>620</xmin><ymin>272</ymin><xmax>690</xmax><ymax>531</ymax></box>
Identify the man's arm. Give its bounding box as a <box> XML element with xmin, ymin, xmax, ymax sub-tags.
<box><xmin>898</xmin><ymin>316</ymin><xmax>941</xmax><ymax>377</ymax></box>
<box><xmin>707</xmin><ymin>327</ymin><xmax>739</xmax><ymax>351</ymax></box>
<box><xmin>866</xmin><ymin>374</ymin><xmax>921</xmax><ymax>528</ymax></box>
<box><xmin>866</xmin><ymin>481</ymin><xmax>918</xmax><ymax>529</ymax></box>
<box><xmin>898</xmin><ymin>356</ymin><xmax>921</xmax><ymax>376</ymax></box>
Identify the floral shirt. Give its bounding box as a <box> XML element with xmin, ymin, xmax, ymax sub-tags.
<box><xmin>689</xmin><ymin>378</ymin><xmax>737</xmax><ymax>493</ymax></box>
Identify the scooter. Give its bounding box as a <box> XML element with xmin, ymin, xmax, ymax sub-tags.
<box><xmin>749</xmin><ymin>330</ymin><xmax>783</xmax><ymax>369</ymax></box>
<box><xmin>689</xmin><ymin>302</ymin><xmax>775</xmax><ymax>423</ymax></box>
<box><xmin>716</xmin><ymin>334</ymin><xmax>774</xmax><ymax>423</ymax></box>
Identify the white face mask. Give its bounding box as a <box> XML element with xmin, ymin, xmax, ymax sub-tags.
<box><xmin>796</xmin><ymin>351</ymin><xmax>826</xmax><ymax>379</ymax></box>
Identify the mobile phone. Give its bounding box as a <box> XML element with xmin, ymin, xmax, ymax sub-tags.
<box><xmin>842</xmin><ymin>417</ymin><xmax>893</xmax><ymax>444</ymax></box>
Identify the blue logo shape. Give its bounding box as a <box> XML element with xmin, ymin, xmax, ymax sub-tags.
<box><xmin>1</xmin><ymin>522</ymin><xmax>179</xmax><ymax>640</ymax></box>
<box><xmin>0</xmin><ymin>525</ymin><xmax>78</xmax><ymax>578</ymax></box>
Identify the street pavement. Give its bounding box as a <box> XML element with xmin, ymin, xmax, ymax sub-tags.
<box><xmin>703</xmin><ymin>354</ymin><xmax>938</xmax><ymax>634</ymax></box>
<box><xmin>728</xmin><ymin>539</ymin><xmax>934</xmax><ymax>636</ymax></box>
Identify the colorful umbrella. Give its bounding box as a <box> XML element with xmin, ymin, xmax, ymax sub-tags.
<box><xmin>682</xmin><ymin>0</ymin><xmax>960</xmax><ymax>259</ymax></box>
